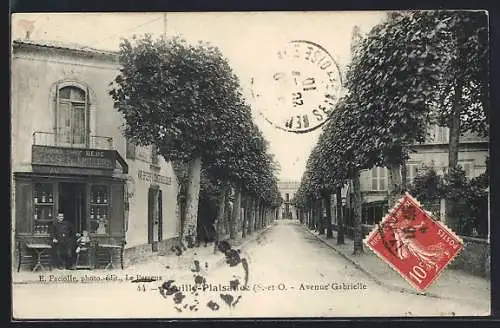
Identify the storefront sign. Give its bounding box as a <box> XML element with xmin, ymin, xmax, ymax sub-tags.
<box><xmin>138</xmin><ymin>170</ymin><xmax>171</xmax><ymax>185</ymax></box>
<box><xmin>32</xmin><ymin>145</ymin><xmax>116</xmax><ymax>170</ymax></box>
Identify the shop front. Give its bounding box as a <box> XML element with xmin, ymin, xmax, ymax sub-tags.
<box><xmin>14</xmin><ymin>142</ymin><xmax>128</xmax><ymax>271</ymax></box>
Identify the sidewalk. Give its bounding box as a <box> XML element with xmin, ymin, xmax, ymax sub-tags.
<box><xmin>12</xmin><ymin>224</ymin><xmax>274</xmax><ymax>285</ymax></box>
<box><xmin>306</xmin><ymin>227</ymin><xmax>491</xmax><ymax>309</ymax></box>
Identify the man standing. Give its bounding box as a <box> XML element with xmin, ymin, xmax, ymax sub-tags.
<box><xmin>51</xmin><ymin>213</ymin><xmax>74</xmax><ymax>269</ymax></box>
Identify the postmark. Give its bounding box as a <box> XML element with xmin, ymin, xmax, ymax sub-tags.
<box><xmin>364</xmin><ymin>192</ymin><xmax>464</xmax><ymax>292</ymax></box>
<box><xmin>251</xmin><ymin>40</ymin><xmax>343</xmax><ymax>133</ymax></box>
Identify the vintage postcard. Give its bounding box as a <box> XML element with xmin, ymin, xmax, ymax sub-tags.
<box><xmin>11</xmin><ymin>11</ymin><xmax>490</xmax><ymax>319</ymax></box>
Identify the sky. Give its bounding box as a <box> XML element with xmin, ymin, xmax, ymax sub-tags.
<box><xmin>11</xmin><ymin>11</ymin><xmax>386</xmax><ymax>180</ymax></box>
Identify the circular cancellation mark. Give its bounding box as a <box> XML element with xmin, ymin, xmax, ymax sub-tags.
<box><xmin>251</xmin><ymin>40</ymin><xmax>343</xmax><ymax>134</ymax></box>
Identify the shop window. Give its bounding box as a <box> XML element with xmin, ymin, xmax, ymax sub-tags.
<box><xmin>89</xmin><ymin>185</ymin><xmax>110</xmax><ymax>235</ymax></box>
<box><xmin>370</xmin><ymin>167</ymin><xmax>387</xmax><ymax>191</ymax></box>
<box><xmin>56</xmin><ymin>85</ymin><xmax>89</xmax><ymax>147</ymax></box>
<box><xmin>33</xmin><ymin>183</ymin><xmax>55</xmax><ymax>235</ymax></box>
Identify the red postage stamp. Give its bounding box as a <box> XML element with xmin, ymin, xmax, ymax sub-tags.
<box><xmin>364</xmin><ymin>192</ymin><xmax>464</xmax><ymax>292</ymax></box>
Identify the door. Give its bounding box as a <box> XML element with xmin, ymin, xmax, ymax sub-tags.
<box><xmin>148</xmin><ymin>187</ymin><xmax>160</xmax><ymax>252</ymax></box>
<box><xmin>59</xmin><ymin>182</ymin><xmax>86</xmax><ymax>234</ymax></box>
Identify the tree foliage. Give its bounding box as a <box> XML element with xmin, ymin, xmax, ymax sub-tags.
<box><xmin>408</xmin><ymin>166</ymin><xmax>445</xmax><ymax>203</ymax></box>
<box><xmin>296</xmin><ymin>10</ymin><xmax>489</xmax><ymax>244</ymax></box>
<box><xmin>109</xmin><ymin>35</ymin><xmax>245</xmax><ymax>162</ymax></box>
<box><xmin>110</xmin><ymin>34</ymin><xmax>282</xmax><ymax>245</ymax></box>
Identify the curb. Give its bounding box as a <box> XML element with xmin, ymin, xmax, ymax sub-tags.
<box><xmin>304</xmin><ymin>227</ymin><xmax>459</xmax><ymax>302</ymax></box>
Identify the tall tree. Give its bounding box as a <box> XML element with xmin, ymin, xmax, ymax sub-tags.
<box><xmin>110</xmin><ymin>35</ymin><xmax>250</xmax><ymax>248</ymax></box>
<box><xmin>345</xmin><ymin>12</ymin><xmax>447</xmax><ymax>207</ymax></box>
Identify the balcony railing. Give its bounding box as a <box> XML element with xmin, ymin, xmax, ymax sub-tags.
<box><xmin>33</xmin><ymin>131</ymin><xmax>113</xmax><ymax>150</ymax></box>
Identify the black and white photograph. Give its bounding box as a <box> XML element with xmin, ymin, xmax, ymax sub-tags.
<box><xmin>10</xmin><ymin>11</ymin><xmax>490</xmax><ymax>318</ymax></box>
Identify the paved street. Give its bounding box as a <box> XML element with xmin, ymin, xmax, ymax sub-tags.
<box><xmin>13</xmin><ymin>220</ymin><xmax>490</xmax><ymax>318</ymax></box>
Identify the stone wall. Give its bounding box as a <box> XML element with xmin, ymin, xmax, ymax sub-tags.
<box><xmin>123</xmin><ymin>237</ymin><xmax>178</xmax><ymax>267</ymax></box>
<box><xmin>448</xmin><ymin>235</ymin><xmax>490</xmax><ymax>278</ymax></box>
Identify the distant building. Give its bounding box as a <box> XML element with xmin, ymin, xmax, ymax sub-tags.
<box><xmin>278</xmin><ymin>179</ymin><xmax>300</xmax><ymax>219</ymax></box>
<box><xmin>11</xmin><ymin>39</ymin><xmax>181</xmax><ymax>270</ymax></box>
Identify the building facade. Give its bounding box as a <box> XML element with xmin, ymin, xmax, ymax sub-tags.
<box><xmin>11</xmin><ymin>40</ymin><xmax>180</xmax><ymax>270</ymax></box>
<box><xmin>278</xmin><ymin>179</ymin><xmax>300</xmax><ymax>220</ymax></box>
<box><xmin>330</xmin><ymin>125</ymin><xmax>489</xmax><ymax>235</ymax></box>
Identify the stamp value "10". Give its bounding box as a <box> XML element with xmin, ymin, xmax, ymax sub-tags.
<box><xmin>364</xmin><ymin>192</ymin><xmax>464</xmax><ymax>292</ymax></box>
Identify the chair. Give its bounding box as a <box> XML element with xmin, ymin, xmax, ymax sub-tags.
<box><xmin>74</xmin><ymin>245</ymin><xmax>92</xmax><ymax>270</ymax></box>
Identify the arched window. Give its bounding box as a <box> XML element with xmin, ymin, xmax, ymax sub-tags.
<box><xmin>56</xmin><ymin>85</ymin><xmax>89</xmax><ymax>147</ymax></box>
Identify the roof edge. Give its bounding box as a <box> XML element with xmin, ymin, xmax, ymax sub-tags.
<box><xmin>12</xmin><ymin>39</ymin><xmax>119</xmax><ymax>61</ymax></box>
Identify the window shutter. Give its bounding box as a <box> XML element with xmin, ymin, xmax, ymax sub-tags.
<box><xmin>15</xmin><ymin>179</ymin><xmax>33</xmax><ymax>234</ymax></box>
<box><xmin>158</xmin><ymin>189</ymin><xmax>163</xmax><ymax>242</ymax></box>
<box><xmin>54</xmin><ymin>86</ymin><xmax>59</xmax><ymax>135</ymax></box>
<box><xmin>126</xmin><ymin>138</ymin><xmax>136</xmax><ymax>159</ymax></box>
<box><xmin>55</xmin><ymin>86</ymin><xmax>60</xmax><ymax>144</ymax></box>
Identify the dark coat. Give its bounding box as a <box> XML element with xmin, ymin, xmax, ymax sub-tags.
<box><xmin>51</xmin><ymin>220</ymin><xmax>73</xmax><ymax>244</ymax></box>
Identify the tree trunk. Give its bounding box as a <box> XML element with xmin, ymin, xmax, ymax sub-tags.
<box><xmin>309</xmin><ymin>203</ymin><xmax>314</xmax><ymax>230</ymax></box>
<box><xmin>255</xmin><ymin>201</ymin><xmax>260</xmax><ymax>231</ymax></box>
<box><xmin>258</xmin><ymin>203</ymin><xmax>263</xmax><ymax>230</ymax></box>
<box><xmin>181</xmin><ymin>156</ymin><xmax>202</xmax><ymax>249</ymax></box>
<box><xmin>241</xmin><ymin>193</ymin><xmax>247</xmax><ymax>238</ymax></box>
<box><xmin>230</xmin><ymin>187</ymin><xmax>241</xmax><ymax>240</ymax></box>
<box><xmin>308</xmin><ymin>205</ymin><xmax>312</xmax><ymax>228</ymax></box>
<box><xmin>387</xmin><ymin>164</ymin><xmax>402</xmax><ymax>209</ymax></box>
<box><xmin>248</xmin><ymin>197</ymin><xmax>254</xmax><ymax>235</ymax></box>
<box><xmin>318</xmin><ymin>199</ymin><xmax>323</xmax><ymax>234</ymax></box>
<box><xmin>352</xmin><ymin>171</ymin><xmax>364</xmax><ymax>255</ymax></box>
<box><xmin>336</xmin><ymin>186</ymin><xmax>344</xmax><ymax>245</ymax></box>
<box><xmin>214</xmin><ymin>182</ymin><xmax>229</xmax><ymax>254</ymax></box>
<box><xmin>446</xmin><ymin>76</ymin><xmax>464</xmax><ymax>231</ymax></box>
<box><xmin>311</xmin><ymin>202</ymin><xmax>319</xmax><ymax>232</ymax></box>
<box><xmin>316</xmin><ymin>200</ymin><xmax>321</xmax><ymax>233</ymax></box>
<box><xmin>448</xmin><ymin>102</ymin><xmax>461</xmax><ymax>170</ymax></box>
<box><xmin>224</xmin><ymin>191</ymin><xmax>231</xmax><ymax>236</ymax></box>
<box><xmin>255</xmin><ymin>200</ymin><xmax>260</xmax><ymax>231</ymax></box>
<box><xmin>325</xmin><ymin>192</ymin><xmax>333</xmax><ymax>238</ymax></box>
<box><xmin>318</xmin><ymin>196</ymin><xmax>325</xmax><ymax>235</ymax></box>
<box><xmin>401</xmin><ymin>157</ymin><xmax>408</xmax><ymax>191</ymax></box>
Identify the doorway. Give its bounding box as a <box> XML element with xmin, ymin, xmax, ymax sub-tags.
<box><xmin>58</xmin><ymin>183</ymin><xmax>87</xmax><ymax>233</ymax></box>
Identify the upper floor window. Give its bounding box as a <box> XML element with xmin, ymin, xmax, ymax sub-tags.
<box><xmin>458</xmin><ymin>161</ymin><xmax>473</xmax><ymax>179</ymax></box>
<box><xmin>56</xmin><ymin>86</ymin><xmax>89</xmax><ymax>147</ymax></box>
<box><xmin>370</xmin><ymin>167</ymin><xmax>387</xmax><ymax>191</ymax></box>
<box><xmin>431</xmin><ymin>125</ymin><xmax>449</xmax><ymax>144</ymax></box>
<box><xmin>407</xmin><ymin>163</ymin><xmax>421</xmax><ymax>185</ymax></box>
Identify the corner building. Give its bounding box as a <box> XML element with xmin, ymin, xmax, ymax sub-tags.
<box><xmin>11</xmin><ymin>40</ymin><xmax>181</xmax><ymax>270</ymax></box>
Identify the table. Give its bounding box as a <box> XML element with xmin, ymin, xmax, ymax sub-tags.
<box><xmin>26</xmin><ymin>243</ymin><xmax>52</xmax><ymax>272</ymax></box>
<box><xmin>99</xmin><ymin>244</ymin><xmax>123</xmax><ymax>270</ymax></box>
